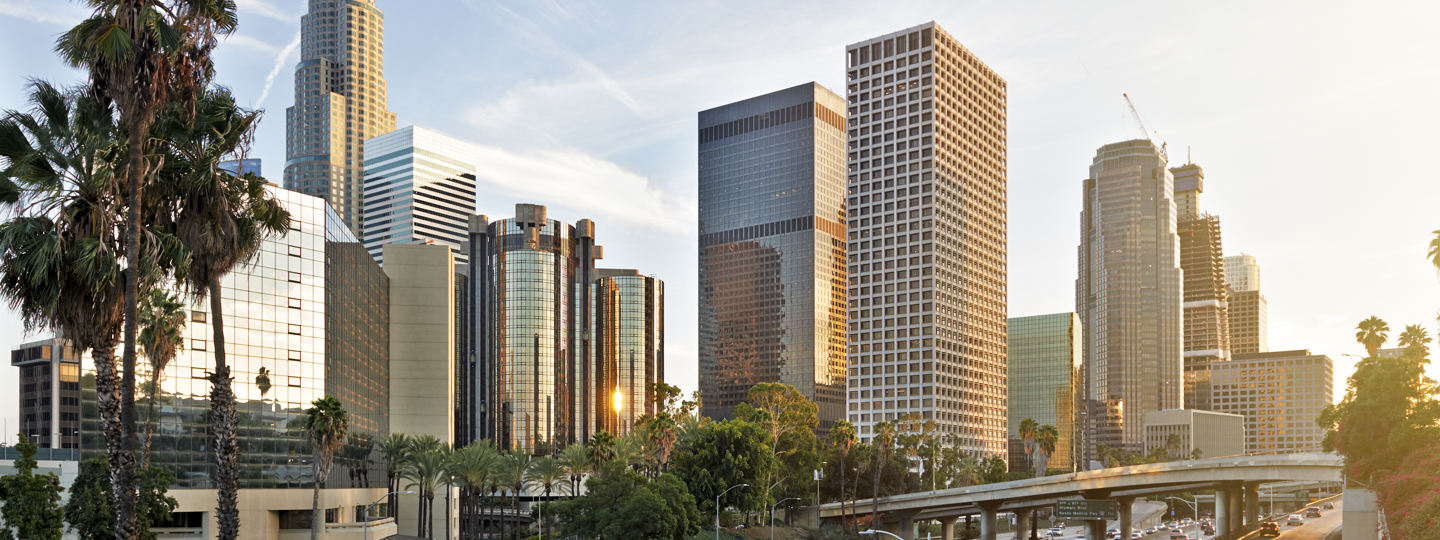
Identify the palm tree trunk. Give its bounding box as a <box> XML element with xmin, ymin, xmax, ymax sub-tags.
<box><xmin>446</xmin><ymin>488</ymin><xmax>451</xmax><ymax>540</ymax></box>
<box><xmin>838</xmin><ymin>451</ymin><xmax>847</xmax><ymax>532</ymax></box>
<box><xmin>117</xmin><ymin>126</ymin><xmax>143</xmax><ymax>540</ymax></box>
<box><xmin>209</xmin><ymin>278</ymin><xmax>241</xmax><ymax>540</ymax></box>
<box><xmin>513</xmin><ymin>489</ymin><xmax>520</xmax><ymax>540</ymax></box>
<box><xmin>872</xmin><ymin>454</ymin><xmax>882</xmax><ymax>530</ymax></box>
<box><xmin>310</xmin><ymin>463</ymin><xmax>322</xmax><ymax>540</ymax></box>
<box><xmin>93</xmin><ymin>342</ymin><xmax>130</xmax><ymax>540</ymax></box>
<box><xmin>142</xmin><ymin>370</ymin><xmax>159</xmax><ymax>470</ymax></box>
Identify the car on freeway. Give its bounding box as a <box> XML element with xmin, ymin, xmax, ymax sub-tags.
<box><xmin>1259</xmin><ymin>522</ymin><xmax>1281</xmax><ymax>537</ymax></box>
<box><xmin>1074</xmin><ymin>535</ymin><xmax>1086</xmax><ymax>540</ymax></box>
<box><xmin>1176</xmin><ymin>536</ymin><xmax>1190</xmax><ymax>540</ymax></box>
<box><xmin>1169</xmin><ymin>529</ymin><xmax>1183</xmax><ymax>539</ymax></box>
<box><xmin>1167</xmin><ymin>522</ymin><xmax>1179</xmax><ymax>529</ymax></box>
<box><xmin>1323</xmin><ymin>502</ymin><xmax>1335</xmax><ymax>510</ymax></box>
<box><xmin>1305</xmin><ymin>507</ymin><xmax>1322</xmax><ymax>518</ymax></box>
<box><xmin>1131</xmin><ymin>531</ymin><xmax>1142</xmax><ymax>539</ymax></box>
<box><xmin>1049</xmin><ymin>529</ymin><xmax>1065</xmax><ymax>536</ymax></box>
<box><xmin>1287</xmin><ymin>515</ymin><xmax>1305</xmax><ymax>526</ymax></box>
<box><xmin>1056</xmin><ymin>523</ymin><xmax>1067</xmax><ymax>529</ymax></box>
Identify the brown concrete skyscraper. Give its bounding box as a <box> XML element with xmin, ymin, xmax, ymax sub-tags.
<box><xmin>284</xmin><ymin>0</ymin><xmax>398</xmax><ymax>230</ymax></box>
<box><xmin>1173</xmin><ymin>163</ymin><xmax>1230</xmax><ymax>411</ymax></box>
<box><xmin>842</xmin><ymin>23</ymin><xmax>1009</xmax><ymax>458</ymax></box>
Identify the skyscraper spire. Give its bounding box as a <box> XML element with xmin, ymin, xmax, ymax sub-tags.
<box><xmin>283</xmin><ymin>0</ymin><xmax>397</xmax><ymax>231</ymax></box>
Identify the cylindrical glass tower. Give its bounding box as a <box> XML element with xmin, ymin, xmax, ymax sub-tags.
<box><xmin>591</xmin><ymin>273</ymin><xmax>664</xmax><ymax>436</ymax></box>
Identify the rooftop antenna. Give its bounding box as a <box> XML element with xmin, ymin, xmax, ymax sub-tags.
<box><xmin>1123</xmin><ymin>93</ymin><xmax>1168</xmax><ymax>161</ymax></box>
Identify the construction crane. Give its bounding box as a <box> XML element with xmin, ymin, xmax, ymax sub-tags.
<box><xmin>1123</xmin><ymin>93</ymin><xmax>1167</xmax><ymax>161</ymax></box>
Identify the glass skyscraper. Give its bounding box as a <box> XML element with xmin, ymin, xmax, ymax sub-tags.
<box><xmin>1006</xmin><ymin>313</ymin><xmax>1080</xmax><ymax>474</ymax></box>
<box><xmin>697</xmin><ymin>82</ymin><xmax>850</xmax><ymax>429</ymax></box>
<box><xmin>284</xmin><ymin>0</ymin><xmax>398</xmax><ymax>230</ymax></box>
<box><xmin>591</xmin><ymin>270</ymin><xmax>664</xmax><ymax>436</ymax></box>
<box><xmin>361</xmin><ymin>126</ymin><xmax>478</xmax><ymax>266</ymax></box>
<box><xmin>1076</xmin><ymin>139</ymin><xmax>1184</xmax><ymax>457</ymax></box>
<box><xmin>842</xmin><ymin>23</ymin><xmax>1010</xmax><ymax>456</ymax></box>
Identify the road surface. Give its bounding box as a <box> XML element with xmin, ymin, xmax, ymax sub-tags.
<box><xmin>1244</xmin><ymin>500</ymin><xmax>1343</xmax><ymax>540</ymax></box>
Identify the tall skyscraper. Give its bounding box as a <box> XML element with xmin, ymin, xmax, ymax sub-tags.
<box><xmin>1173</xmin><ymin>163</ymin><xmax>1230</xmax><ymax>411</ymax></box>
<box><xmin>1225</xmin><ymin>254</ymin><xmax>1261</xmax><ymax>292</ymax></box>
<box><xmin>1211</xmin><ymin>349</ymin><xmax>1334</xmax><ymax>454</ymax></box>
<box><xmin>361</xmin><ymin>126</ymin><xmax>478</xmax><ymax>266</ymax></box>
<box><xmin>11</xmin><ymin>338</ymin><xmax>81</xmax><ymax>449</ymax></box>
<box><xmin>842</xmin><ymin>23</ymin><xmax>1009</xmax><ymax>457</ymax></box>
<box><xmin>697</xmin><ymin>83</ymin><xmax>850</xmax><ymax>429</ymax></box>
<box><xmin>284</xmin><ymin>0</ymin><xmax>397</xmax><ymax>230</ymax></box>
<box><xmin>1225</xmin><ymin>253</ymin><xmax>1268</xmax><ymax>355</ymax></box>
<box><xmin>1077</xmin><ymin>139</ymin><xmax>1183</xmax><ymax>456</ymax></box>
<box><xmin>591</xmin><ymin>269</ymin><xmax>665</xmax><ymax>436</ymax></box>
<box><xmin>1006</xmin><ymin>313</ymin><xmax>1080</xmax><ymax>474</ymax></box>
<box><xmin>219</xmin><ymin>158</ymin><xmax>262</xmax><ymax>177</ymax></box>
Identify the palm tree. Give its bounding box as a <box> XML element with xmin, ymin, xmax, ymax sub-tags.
<box><xmin>525</xmin><ymin>456</ymin><xmax>570</xmax><ymax>540</ymax></box>
<box><xmin>638</xmin><ymin>412</ymin><xmax>679</xmax><ymax>474</ymax></box>
<box><xmin>0</xmin><ymin>81</ymin><xmax>146</xmax><ymax>538</ymax></box>
<box><xmin>1019</xmin><ymin>417</ymin><xmax>1039</xmax><ymax>474</ymax></box>
<box><xmin>450</xmin><ymin>441</ymin><xmax>500</xmax><ymax>539</ymax></box>
<box><xmin>1428</xmin><ymin>230</ymin><xmax>1440</xmax><ymax>275</ymax></box>
<box><xmin>586</xmin><ymin>431</ymin><xmax>615</xmax><ymax>469</ymax></box>
<box><xmin>556</xmin><ymin>443</ymin><xmax>589</xmax><ymax>498</ymax></box>
<box><xmin>255</xmin><ymin>367</ymin><xmax>272</xmax><ymax>400</ymax></box>
<box><xmin>379</xmin><ymin>433</ymin><xmax>412</xmax><ymax>523</ymax></box>
<box><xmin>1397</xmin><ymin>324</ymin><xmax>1432</xmax><ymax>358</ymax></box>
<box><xmin>1165</xmin><ymin>434</ymin><xmax>1183</xmax><ymax>462</ymax></box>
<box><xmin>1190</xmin><ymin>448</ymin><xmax>1204</xmax><ymax>460</ymax></box>
<box><xmin>1356</xmin><ymin>316</ymin><xmax>1391</xmax><ymax>357</ymax></box>
<box><xmin>302</xmin><ymin>396</ymin><xmax>349</xmax><ymax>540</ymax></box>
<box><xmin>138</xmin><ymin>288</ymin><xmax>185</xmax><ymax>469</ymax></box>
<box><xmin>871</xmin><ymin>421</ymin><xmax>894</xmax><ymax>529</ymax></box>
<box><xmin>1035</xmin><ymin>424</ymin><xmax>1059</xmax><ymax>476</ymax></box>
<box><xmin>59</xmin><ymin>3</ymin><xmax>237</xmax><ymax>535</ymax></box>
<box><xmin>827</xmin><ymin>420</ymin><xmax>857</xmax><ymax>532</ymax></box>
<box><xmin>954</xmin><ymin>455</ymin><xmax>984</xmax><ymax>487</ymax></box>
<box><xmin>400</xmin><ymin>438</ymin><xmax>450</xmax><ymax>539</ymax></box>
<box><xmin>498</xmin><ymin>452</ymin><xmax>534</xmax><ymax>540</ymax></box>
<box><xmin>153</xmin><ymin>86</ymin><xmax>289</xmax><ymax>540</ymax></box>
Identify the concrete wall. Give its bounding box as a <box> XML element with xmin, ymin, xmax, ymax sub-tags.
<box><xmin>1343</xmin><ymin>489</ymin><xmax>1378</xmax><ymax>540</ymax></box>
<box><xmin>384</xmin><ymin>243</ymin><xmax>458</xmax><ymax>539</ymax></box>
<box><xmin>165</xmin><ymin>487</ymin><xmax>392</xmax><ymax>540</ymax></box>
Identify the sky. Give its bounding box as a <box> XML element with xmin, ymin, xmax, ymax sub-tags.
<box><xmin>0</xmin><ymin>0</ymin><xmax>1437</xmax><ymax>446</ymax></box>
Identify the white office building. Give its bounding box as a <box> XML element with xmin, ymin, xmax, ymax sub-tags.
<box><xmin>362</xmin><ymin>126</ymin><xmax>478</xmax><ymax>265</ymax></box>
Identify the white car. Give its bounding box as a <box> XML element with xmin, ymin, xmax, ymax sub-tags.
<box><xmin>1132</xmin><ymin>531</ymin><xmax>1143</xmax><ymax>539</ymax></box>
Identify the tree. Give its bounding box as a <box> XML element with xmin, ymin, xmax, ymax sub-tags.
<box><xmin>669</xmin><ymin>418</ymin><xmax>773</xmax><ymax>527</ymax></box>
<box><xmin>1018</xmin><ymin>418</ymin><xmax>1038</xmax><ymax>474</ymax></box>
<box><xmin>587</xmin><ymin>431</ymin><xmax>616</xmax><ymax>469</ymax></box>
<box><xmin>548</xmin><ymin>462</ymin><xmax>702</xmax><ymax>540</ymax></box>
<box><xmin>1035</xmin><ymin>424</ymin><xmax>1059</xmax><ymax>476</ymax></box>
<box><xmin>557</xmin><ymin>443</ymin><xmax>590</xmax><ymax>498</ymax></box>
<box><xmin>1318</xmin><ymin>354</ymin><xmax>1440</xmax><ymax>481</ymax></box>
<box><xmin>63</xmin><ymin>458</ymin><xmax>178</xmax><ymax>540</ymax></box>
<box><xmin>400</xmin><ymin>436</ymin><xmax>450</xmax><ymax>539</ymax></box>
<box><xmin>953</xmin><ymin>454</ymin><xmax>983</xmax><ymax>487</ymax></box>
<box><xmin>735</xmin><ymin>382</ymin><xmax>819</xmax><ymax>522</ymax></box>
<box><xmin>255</xmin><ymin>367</ymin><xmax>271</xmax><ymax>399</ymax></box>
<box><xmin>58</xmin><ymin>2</ymin><xmax>238</xmax><ymax>535</ymax></box>
<box><xmin>153</xmin><ymin>86</ymin><xmax>289</xmax><ymax>540</ymax></box>
<box><xmin>0</xmin><ymin>434</ymin><xmax>64</xmax><ymax>540</ymax></box>
<box><xmin>450</xmin><ymin>441</ymin><xmax>499</xmax><ymax>538</ymax></box>
<box><xmin>379</xmin><ymin>433</ymin><xmax>412</xmax><ymax>522</ymax></box>
<box><xmin>1428</xmin><ymin>230</ymin><xmax>1440</xmax><ymax>275</ymax></box>
<box><xmin>1165</xmin><ymin>434</ymin><xmax>1183</xmax><ymax>461</ymax></box>
<box><xmin>302</xmin><ymin>397</ymin><xmax>349</xmax><ymax>540</ymax></box>
<box><xmin>137</xmin><ymin>288</ymin><xmax>185</xmax><ymax>469</ymax></box>
<box><xmin>1398</xmin><ymin>324</ymin><xmax>1432</xmax><ymax>359</ymax></box>
<box><xmin>827</xmin><ymin>420</ymin><xmax>857</xmax><ymax>532</ymax></box>
<box><xmin>1190</xmin><ymin>448</ymin><xmax>1203</xmax><ymax>460</ymax></box>
<box><xmin>498</xmin><ymin>452</ymin><xmax>534</xmax><ymax>540</ymax></box>
<box><xmin>526</xmin><ymin>456</ymin><xmax>571</xmax><ymax>539</ymax></box>
<box><xmin>1356</xmin><ymin>316</ymin><xmax>1391</xmax><ymax>357</ymax></box>
<box><xmin>870</xmin><ymin>421</ymin><xmax>893</xmax><ymax>528</ymax></box>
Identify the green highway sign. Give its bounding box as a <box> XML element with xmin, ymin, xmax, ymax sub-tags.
<box><xmin>1295</xmin><ymin>491</ymin><xmax>1308</xmax><ymax>502</ymax></box>
<box><xmin>1057</xmin><ymin>500</ymin><xmax>1120</xmax><ymax>520</ymax></box>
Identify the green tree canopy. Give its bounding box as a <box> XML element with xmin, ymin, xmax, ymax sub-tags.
<box><xmin>0</xmin><ymin>435</ymin><xmax>64</xmax><ymax>540</ymax></box>
<box><xmin>549</xmin><ymin>462</ymin><xmax>701</xmax><ymax>540</ymax></box>
<box><xmin>1318</xmin><ymin>354</ymin><xmax>1440</xmax><ymax>480</ymax></box>
<box><xmin>669</xmin><ymin>418</ymin><xmax>774</xmax><ymax>520</ymax></box>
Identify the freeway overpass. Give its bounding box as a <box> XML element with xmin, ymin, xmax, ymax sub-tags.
<box><xmin>801</xmin><ymin>453</ymin><xmax>1343</xmax><ymax>540</ymax></box>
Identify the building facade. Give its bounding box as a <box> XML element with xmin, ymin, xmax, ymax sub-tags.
<box><xmin>697</xmin><ymin>82</ymin><xmax>849</xmax><ymax>429</ymax></box>
<box><xmin>1173</xmin><ymin>163</ymin><xmax>1230</xmax><ymax>411</ymax></box>
<box><xmin>11</xmin><ymin>338</ymin><xmax>81</xmax><ymax>449</ymax></box>
<box><xmin>1211</xmin><ymin>350</ymin><xmax>1334</xmax><ymax>454</ymax></box>
<box><xmin>1076</xmin><ymin>139</ymin><xmax>1184</xmax><ymax>456</ymax></box>
<box><xmin>219</xmin><ymin>158</ymin><xmax>262</xmax><ymax>177</ymax></box>
<box><xmin>284</xmin><ymin>0</ymin><xmax>398</xmax><ymax>230</ymax></box>
<box><xmin>362</xmin><ymin>126</ymin><xmax>478</xmax><ymax>266</ymax></box>
<box><xmin>1229</xmin><ymin>290</ymin><xmax>1269</xmax><ymax>355</ymax></box>
<box><xmin>1142</xmin><ymin>409</ymin><xmax>1244</xmax><ymax>460</ymax></box>
<box><xmin>591</xmin><ymin>270</ymin><xmax>665</xmax><ymax>436</ymax></box>
<box><xmin>1225</xmin><ymin>254</ymin><xmax>1261</xmax><ymax>293</ymax></box>
<box><xmin>842</xmin><ymin>23</ymin><xmax>1010</xmax><ymax>457</ymax></box>
<box><xmin>1006</xmin><ymin>313</ymin><xmax>1081</xmax><ymax>474</ymax></box>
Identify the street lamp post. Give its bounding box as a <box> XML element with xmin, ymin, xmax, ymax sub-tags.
<box><xmin>364</xmin><ymin>490</ymin><xmax>414</xmax><ymax>540</ymax></box>
<box><xmin>718</xmin><ymin>484</ymin><xmax>749</xmax><ymax>540</ymax></box>
<box><xmin>1165</xmin><ymin>498</ymin><xmax>1200</xmax><ymax>539</ymax></box>
<box><xmin>861</xmin><ymin>529</ymin><xmax>906</xmax><ymax>540</ymax></box>
<box><xmin>773</xmin><ymin>498</ymin><xmax>799</xmax><ymax>540</ymax></box>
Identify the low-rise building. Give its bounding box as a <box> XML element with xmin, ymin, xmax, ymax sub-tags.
<box><xmin>1143</xmin><ymin>409</ymin><xmax>1245</xmax><ymax>460</ymax></box>
<box><xmin>1211</xmin><ymin>349</ymin><xmax>1334</xmax><ymax>454</ymax></box>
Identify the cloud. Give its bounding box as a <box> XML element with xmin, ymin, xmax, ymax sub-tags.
<box><xmin>223</xmin><ymin>34</ymin><xmax>279</xmax><ymax>54</ymax></box>
<box><xmin>234</xmin><ymin>0</ymin><xmax>295</xmax><ymax>21</ymax></box>
<box><xmin>472</xmin><ymin>144</ymin><xmax>694</xmax><ymax>233</ymax></box>
<box><xmin>0</xmin><ymin>0</ymin><xmax>81</xmax><ymax>24</ymax></box>
<box><xmin>255</xmin><ymin>30</ymin><xmax>301</xmax><ymax>108</ymax></box>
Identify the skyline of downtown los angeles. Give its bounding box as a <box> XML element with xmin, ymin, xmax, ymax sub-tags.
<box><xmin>0</xmin><ymin>0</ymin><xmax>1437</xmax><ymax>442</ymax></box>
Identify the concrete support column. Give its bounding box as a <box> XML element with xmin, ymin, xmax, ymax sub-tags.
<box><xmin>979</xmin><ymin>504</ymin><xmax>1002</xmax><ymax>540</ymax></box>
<box><xmin>1087</xmin><ymin>520</ymin><xmax>1106</xmax><ymax>540</ymax></box>
<box><xmin>1118</xmin><ymin>496</ymin><xmax>1135</xmax><ymax>539</ymax></box>
<box><xmin>899</xmin><ymin>513</ymin><xmax>917</xmax><ymax>540</ymax></box>
<box><xmin>1015</xmin><ymin>508</ymin><xmax>1034</xmax><ymax>540</ymax></box>
<box><xmin>1245</xmin><ymin>484</ymin><xmax>1261</xmax><ymax>526</ymax></box>
<box><xmin>940</xmin><ymin>517</ymin><xmax>959</xmax><ymax>540</ymax></box>
<box><xmin>1215</xmin><ymin>489</ymin><xmax>1231</xmax><ymax>538</ymax></box>
<box><xmin>1232</xmin><ymin>486</ymin><xmax>1245</xmax><ymax>531</ymax></box>
<box><xmin>966</xmin><ymin>515</ymin><xmax>974</xmax><ymax>540</ymax></box>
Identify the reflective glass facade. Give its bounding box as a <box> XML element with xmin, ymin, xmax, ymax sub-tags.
<box><xmin>11</xmin><ymin>338</ymin><xmax>81</xmax><ymax>449</ymax></box>
<box><xmin>361</xmin><ymin>126</ymin><xmax>478</xmax><ymax>266</ymax></box>
<box><xmin>1213</xmin><ymin>350</ymin><xmax>1333</xmax><ymax>454</ymax></box>
<box><xmin>698</xmin><ymin>82</ymin><xmax>850</xmax><ymax>429</ymax></box>
<box><xmin>591</xmin><ymin>273</ymin><xmax>664</xmax><ymax>436</ymax></box>
<box><xmin>1076</xmin><ymin>139</ymin><xmax>1184</xmax><ymax>457</ymax></box>
<box><xmin>842</xmin><ymin>23</ymin><xmax>1010</xmax><ymax>457</ymax></box>
<box><xmin>80</xmin><ymin>190</ymin><xmax>389</xmax><ymax>490</ymax></box>
<box><xmin>1006</xmin><ymin>314</ymin><xmax>1080</xmax><ymax>473</ymax></box>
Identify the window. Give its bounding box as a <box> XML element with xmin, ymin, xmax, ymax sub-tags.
<box><xmin>191</xmin><ymin>311</ymin><xmax>207</xmax><ymax>323</ymax></box>
<box><xmin>192</xmin><ymin>340</ymin><xmax>207</xmax><ymax>351</ymax></box>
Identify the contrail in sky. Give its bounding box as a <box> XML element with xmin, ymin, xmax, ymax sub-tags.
<box><xmin>256</xmin><ymin>30</ymin><xmax>301</xmax><ymax>108</ymax></box>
